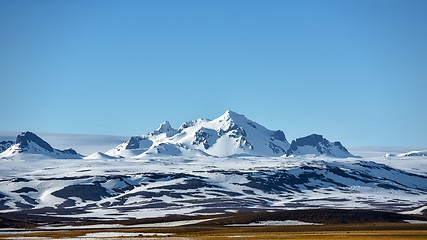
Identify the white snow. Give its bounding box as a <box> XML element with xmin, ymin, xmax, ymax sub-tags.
<box><xmin>404</xmin><ymin>220</ymin><xmax>427</xmax><ymax>224</ymax></box>
<box><xmin>84</xmin><ymin>152</ymin><xmax>118</xmax><ymax>160</ymax></box>
<box><xmin>0</xmin><ymin>230</ymin><xmax>42</xmax><ymax>235</ymax></box>
<box><xmin>348</xmin><ymin>146</ymin><xmax>427</xmax><ymax>159</ymax></box>
<box><xmin>40</xmin><ymin>218</ymin><xmax>218</xmax><ymax>230</ymax></box>
<box><xmin>398</xmin><ymin>150</ymin><xmax>427</xmax><ymax>157</ymax></box>
<box><xmin>228</xmin><ymin>220</ymin><xmax>320</xmax><ymax>226</ymax></box>
<box><xmin>400</xmin><ymin>206</ymin><xmax>427</xmax><ymax>215</ymax></box>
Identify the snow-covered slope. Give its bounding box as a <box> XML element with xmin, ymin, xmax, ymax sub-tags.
<box><xmin>105</xmin><ymin>121</ymin><xmax>176</xmax><ymax>158</ymax></box>
<box><xmin>0</xmin><ymin>156</ymin><xmax>426</xmax><ymax>219</ymax></box>
<box><xmin>108</xmin><ymin>110</ymin><xmax>291</xmax><ymax>158</ymax></box>
<box><xmin>286</xmin><ymin>134</ymin><xmax>354</xmax><ymax>158</ymax></box>
<box><xmin>0</xmin><ymin>132</ymin><xmax>82</xmax><ymax>159</ymax></box>
<box><xmin>398</xmin><ymin>150</ymin><xmax>427</xmax><ymax>157</ymax></box>
<box><xmin>84</xmin><ymin>152</ymin><xmax>120</xmax><ymax>160</ymax></box>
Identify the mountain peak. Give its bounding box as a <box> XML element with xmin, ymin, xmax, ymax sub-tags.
<box><xmin>223</xmin><ymin>110</ymin><xmax>241</xmax><ymax>117</ymax></box>
<box><xmin>286</xmin><ymin>134</ymin><xmax>353</xmax><ymax>158</ymax></box>
<box><xmin>157</xmin><ymin>121</ymin><xmax>173</xmax><ymax>132</ymax></box>
<box><xmin>16</xmin><ymin>131</ymin><xmax>54</xmax><ymax>152</ymax></box>
<box><xmin>219</xmin><ymin>110</ymin><xmax>247</xmax><ymax>122</ymax></box>
<box><xmin>148</xmin><ymin>121</ymin><xmax>177</xmax><ymax>137</ymax></box>
<box><xmin>0</xmin><ymin>131</ymin><xmax>82</xmax><ymax>159</ymax></box>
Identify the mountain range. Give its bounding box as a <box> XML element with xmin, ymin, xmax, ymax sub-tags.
<box><xmin>0</xmin><ymin>111</ymin><xmax>426</xmax><ymax>220</ymax></box>
<box><xmin>0</xmin><ymin>110</ymin><xmax>355</xmax><ymax>159</ymax></box>
<box><xmin>106</xmin><ymin>110</ymin><xmax>354</xmax><ymax>158</ymax></box>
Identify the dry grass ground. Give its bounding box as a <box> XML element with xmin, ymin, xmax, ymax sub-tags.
<box><xmin>174</xmin><ymin>223</ymin><xmax>427</xmax><ymax>240</ymax></box>
<box><xmin>179</xmin><ymin>231</ymin><xmax>427</xmax><ymax>240</ymax></box>
<box><xmin>1</xmin><ymin>223</ymin><xmax>427</xmax><ymax>239</ymax></box>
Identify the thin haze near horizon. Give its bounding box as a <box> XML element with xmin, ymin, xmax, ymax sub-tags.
<box><xmin>1</xmin><ymin>1</ymin><xmax>426</xmax><ymax>148</ymax></box>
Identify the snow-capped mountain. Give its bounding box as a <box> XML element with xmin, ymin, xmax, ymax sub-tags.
<box><xmin>286</xmin><ymin>134</ymin><xmax>354</xmax><ymax>158</ymax></box>
<box><xmin>107</xmin><ymin>110</ymin><xmax>355</xmax><ymax>158</ymax></box>
<box><xmin>168</xmin><ymin>110</ymin><xmax>290</xmax><ymax>157</ymax></box>
<box><xmin>107</xmin><ymin>110</ymin><xmax>291</xmax><ymax>158</ymax></box>
<box><xmin>0</xmin><ymin>132</ymin><xmax>82</xmax><ymax>159</ymax></box>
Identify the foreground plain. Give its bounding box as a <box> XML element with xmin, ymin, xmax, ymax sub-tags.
<box><xmin>1</xmin><ymin>223</ymin><xmax>427</xmax><ymax>239</ymax></box>
<box><xmin>1</xmin><ymin>209</ymin><xmax>427</xmax><ymax>239</ymax></box>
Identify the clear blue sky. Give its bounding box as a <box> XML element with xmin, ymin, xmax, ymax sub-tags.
<box><xmin>1</xmin><ymin>0</ymin><xmax>426</xmax><ymax>147</ymax></box>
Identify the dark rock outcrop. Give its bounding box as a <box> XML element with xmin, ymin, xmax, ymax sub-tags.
<box><xmin>0</xmin><ymin>141</ymin><xmax>13</xmax><ymax>153</ymax></box>
<box><xmin>16</xmin><ymin>132</ymin><xmax>54</xmax><ymax>152</ymax></box>
<box><xmin>287</xmin><ymin>134</ymin><xmax>353</xmax><ymax>158</ymax></box>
